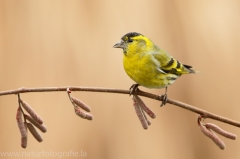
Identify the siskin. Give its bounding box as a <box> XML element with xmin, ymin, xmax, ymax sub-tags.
<box><xmin>113</xmin><ymin>32</ymin><xmax>196</xmax><ymax>106</ymax></box>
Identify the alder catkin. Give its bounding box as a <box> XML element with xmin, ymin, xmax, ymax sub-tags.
<box><xmin>19</xmin><ymin>99</ymin><xmax>43</xmax><ymax>124</ymax></box>
<box><xmin>21</xmin><ymin>122</ymin><xmax>28</xmax><ymax>148</ymax></box>
<box><xmin>16</xmin><ymin>108</ymin><xmax>28</xmax><ymax>138</ymax></box>
<box><xmin>25</xmin><ymin>114</ymin><xmax>47</xmax><ymax>133</ymax></box>
<box><xmin>71</xmin><ymin>97</ymin><xmax>91</xmax><ymax>112</ymax></box>
<box><xmin>74</xmin><ymin>107</ymin><xmax>93</xmax><ymax>120</ymax></box>
<box><xmin>27</xmin><ymin>123</ymin><xmax>43</xmax><ymax>142</ymax></box>
<box><xmin>16</xmin><ymin>108</ymin><xmax>28</xmax><ymax>148</ymax></box>
<box><xmin>199</xmin><ymin>123</ymin><xmax>226</xmax><ymax>150</ymax></box>
<box><xmin>21</xmin><ymin>136</ymin><xmax>27</xmax><ymax>148</ymax></box>
<box><xmin>142</xmin><ymin>109</ymin><xmax>151</xmax><ymax>126</ymax></box>
<box><xmin>206</xmin><ymin>123</ymin><xmax>237</xmax><ymax>140</ymax></box>
<box><xmin>132</xmin><ymin>98</ymin><xmax>148</xmax><ymax>129</ymax></box>
<box><xmin>133</xmin><ymin>95</ymin><xmax>156</xmax><ymax>119</ymax></box>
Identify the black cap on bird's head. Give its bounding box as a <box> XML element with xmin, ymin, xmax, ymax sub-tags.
<box><xmin>113</xmin><ymin>32</ymin><xmax>142</xmax><ymax>49</ymax></box>
<box><xmin>121</xmin><ymin>32</ymin><xmax>142</xmax><ymax>41</ymax></box>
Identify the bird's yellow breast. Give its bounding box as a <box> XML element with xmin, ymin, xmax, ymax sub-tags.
<box><xmin>123</xmin><ymin>52</ymin><xmax>172</xmax><ymax>89</ymax></box>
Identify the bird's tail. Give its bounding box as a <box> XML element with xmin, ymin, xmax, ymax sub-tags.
<box><xmin>182</xmin><ymin>64</ymin><xmax>196</xmax><ymax>74</ymax></box>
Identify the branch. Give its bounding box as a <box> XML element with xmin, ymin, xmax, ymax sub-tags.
<box><xmin>1</xmin><ymin>86</ymin><xmax>239</xmax><ymax>128</ymax></box>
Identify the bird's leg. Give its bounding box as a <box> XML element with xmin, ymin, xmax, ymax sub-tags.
<box><xmin>129</xmin><ymin>84</ymin><xmax>139</xmax><ymax>96</ymax></box>
<box><xmin>160</xmin><ymin>87</ymin><xmax>168</xmax><ymax>106</ymax></box>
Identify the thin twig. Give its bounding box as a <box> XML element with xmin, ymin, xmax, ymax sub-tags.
<box><xmin>0</xmin><ymin>86</ymin><xmax>239</xmax><ymax>128</ymax></box>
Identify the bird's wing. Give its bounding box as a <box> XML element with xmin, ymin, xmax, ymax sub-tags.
<box><xmin>152</xmin><ymin>49</ymin><xmax>195</xmax><ymax>75</ymax></box>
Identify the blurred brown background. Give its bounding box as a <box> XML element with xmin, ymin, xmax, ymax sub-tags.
<box><xmin>1</xmin><ymin>0</ymin><xmax>240</xmax><ymax>159</ymax></box>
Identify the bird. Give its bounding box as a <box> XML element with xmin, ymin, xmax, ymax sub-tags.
<box><xmin>113</xmin><ymin>32</ymin><xmax>196</xmax><ymax>106</ymax></box>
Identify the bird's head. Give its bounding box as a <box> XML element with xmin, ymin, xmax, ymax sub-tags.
<box><xmin>113</xmin><ymin>32</ymin><xmax>155</xmax><ymax>55</ymax></box>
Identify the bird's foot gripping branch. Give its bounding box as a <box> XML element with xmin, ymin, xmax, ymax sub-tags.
<box><xmin>0</xmin><ymin>86</ymin><xmax>238</xmax><ymax>149</ymax></box>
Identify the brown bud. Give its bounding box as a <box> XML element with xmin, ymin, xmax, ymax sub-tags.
<box><xmin>133</xmin><ymin>95</ymin><xmax>156</xmax><ymax>119</ymax></box>
<box><xmin>75</xmin><ymin>107</ymin><xmax>93</xmax><ymax>120</ymax></box>
<box><xmin>19</xmin><ymin>99</ymin><xmax>43</xmax><ymax>124</ymax></box>
<box><xmin>199</xmin><ymin>123</ymin><xmax>225</xmax><ymax>150</ymax></box>
<box><xmin>27</xmin><ymin>123</ymin><xmax>43</xmax><ymax>142</ymax></box>
<box><xmin>71</xmin><ymin>97</ymin><xmax>91</xmax><ymax>112</ymax></box>
<box><xmin>67</xmin><ymin>88</ymin><xmax>71</xmax><ymax>93</ymax></box>
<box><xmin>25</xmin><ymin>114</ymin><xmax>47</xmax><ymax>133</ymax></box>
<box><xmin>132</xmin><ymin>98</ymin><xmax>148</xmax><ymax>129</ymax></box>
<box><xmin>206</xmin><ymin>123</ymin><xmax>237</xmax><ymax>140</ymax></box>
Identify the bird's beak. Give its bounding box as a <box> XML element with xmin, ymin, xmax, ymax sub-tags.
<box><xmin>113</xmin><ymin>41</ymin><xmax>124</xmax><ymax>49</ymax></box>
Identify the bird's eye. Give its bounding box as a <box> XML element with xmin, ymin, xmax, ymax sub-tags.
<box><xmin>128</xmin><ymin>39</ymin><xmax>133</xmax><ymax>43</ymax></box>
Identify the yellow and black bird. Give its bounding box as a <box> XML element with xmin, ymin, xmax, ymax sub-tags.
<box><xmin>113</xmin><ymin>32</ymin><xmax>195</xmax><ymax>106</ymax></box>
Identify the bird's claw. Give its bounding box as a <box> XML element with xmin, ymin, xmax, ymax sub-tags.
<box><xmin>160</xmin><ymin>94</ymin><xmax>167</xmax><ymax>107</ymax></box>
<box><xmin>129</xmin><ymin>84</ymin><xmax>139</xmax><ymax>96</ymax></box>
